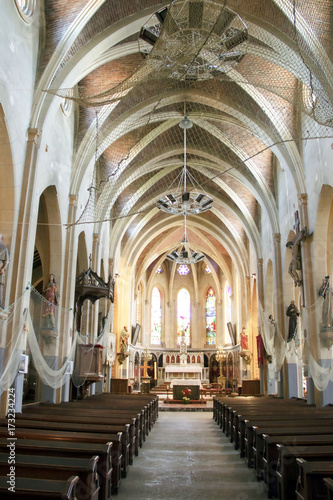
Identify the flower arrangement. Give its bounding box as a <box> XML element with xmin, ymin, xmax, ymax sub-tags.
<box><xmin>182</xmin><ymin>387</ymin><xmax>191</xmax><ymax>404</ymax></box>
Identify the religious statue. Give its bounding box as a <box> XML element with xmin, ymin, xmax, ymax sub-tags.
<box><xmin>319</xmin><ymin>276</ymin><xmax>333</xmax><ymax>329</ymax></box>
<box><xmin>120</xmin><ymin>326</ymin><xmax>129</xmax><ymax>353</ymax></box>
<box><xmin>41</xmin><ymin>274</ymin><xmax>59</xmax><ymax>329</ymax></box>
<box><xmin>286</xmin><ymin>228</ymin><xmax>306</xmax><ymax>287</ymax></box>
<box><xmin>240</xmin><ymin>327</ymin><xmax>249</xmax><ymax>351</ymax></box>
<box><xmin>0</xmin><ymin>234</ymin><xmax>9</xmax><ymax>309</ymax></box>
<box><xmin>286</xmin><ymin>300</ymin><xmax>299</xmax><ymax>342</ymax></box>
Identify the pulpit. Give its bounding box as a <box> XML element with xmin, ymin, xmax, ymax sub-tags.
<box><xmin>74</xmin><ymin>344</ymin><xmax>104</xmax><ymax>382</ymax></box>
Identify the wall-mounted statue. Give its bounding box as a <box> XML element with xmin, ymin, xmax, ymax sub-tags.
<box><xmin>286</xmin><ymin>300</ymin><xmax>299</xmax><ymax>342</ymax></box>
<box><xmin>319</xmin><ymin>276</ymin><xmax>332</xmax><ymax>329</ymax></box>
<box><xmin>41</xmin><ymin>274</ymin><xmax>59</xmax><ymax>329</ymax></box>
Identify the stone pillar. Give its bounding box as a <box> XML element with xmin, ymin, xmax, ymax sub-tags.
<box><xmin>273</xmin><ymin>233</ymin><xmax>286</xmax><ymax>397</ymax></box>
<box><xmin>0</xmin><ymin>129</ymin><xmax>41</xmax><ymax>417</ymax></box>
<box><xmin>298</xmin><ymin>194</ymin><xmax>320</xmax><ymax>405</ymax></box>
<box><xmin>257</xmin><ymin>258</ymin><xmax>266</xmax><ymax>394</ymax></box>
<box><xmin>58</xmin><ymin>194</ymin><xmax>78</xmax><ymax>403</ymax></box>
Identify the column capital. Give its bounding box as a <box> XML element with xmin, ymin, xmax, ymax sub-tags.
<box><xmin>68</xmin><ymin>194</ymin><xmax>78</xmax><ymax>207</ymax></box>
<box><xmin>257</xmin><ymin>258</ymin><xmax>263</xmax><ymax>267</ymax></box>
<box><xmin>93</xmin><ymin>233</ymin><xmax>99</xmax><ymax>242</ymax></box>
<box><xmin>299</xmin><ymin>193</ymin><xmax>308</xmax><ymax>207</ymax></box>
<box><xmin>273</xmin><ymin>233</ymin><xmax>281</xmax><ymax>244</ymax></box>
<box><xmin>27</xmin><ymin>128</ymin><xmax>41</xmax><ymax>146</ymax></box>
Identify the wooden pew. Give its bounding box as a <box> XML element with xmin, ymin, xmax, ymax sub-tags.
<box><xmin>324</xmin><ymin>478</ymin><xmax>333</xmax><ymax>500</ymax></box>
<box><xmin>14</xmin><ymin>412</ymin><xmax>137</xmax><ymax>466</ymax></box>
<box><xmin>0</xmin><ymin>418</ymin><xmax>130</xmax><ymax>480</ymax></box>
<box><xmin>0</xmin><ymin>427</ymin><xmax>123</xmax><ymax>494</ymax></box>
<box><xmin>295</xmin><ymin>458</ymin><xmax>333</xmax><ymax>500</ymax></box>
<box><xmin>0</xmin><ymin>475</ymin><xmax>79</xmax><ymax>499</ymax></box>
<box><xmin>262</xmin><ymin>435</ymin><xmax>333</xmax><ymax>499</ymax></box>
<box><xmin>0</xmin><ymin>438</ymin><xmax>113</xmax><ymax>500</ymax></box>
<box><xmin>30</xmin><ymin>401</ymin><xmax>146</xmax><ymax>446</ymax></box>
<box><xmin>249</xmin><ymin>423</ymin><xmax>333</xmax><ymax>474</ymax></box>
<box><xmin>276</xmin><ymin>444</ymin><xmax>333</xmax><ymax>500</ymax></box>
<box><xmin>0</xmin><ymin>453</ymin><xmax>99</xmax><ymax>500</ymax></box>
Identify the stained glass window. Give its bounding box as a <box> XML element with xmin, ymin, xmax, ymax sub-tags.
<box><xmin>206</xmin><ymin>287</ymin><xmax>216</xmax><ymax>345</ymax></box>
<box><xmin>204</xmin><ymin>265</ymin><xmax>211</xmax><ymax>274</ymax></box>
<box><xmin>156</xmin><ymin>266</ymin><xmax>163</xmax><ymax>274</ymax></box>
<box><xmin>177</xmin><ymin>288</ymin><xmax>190</xmax><ymax>346</ymax></box>
<box><xmin>177</xmin><ymin>264</ymin><xmax>189</xmax><ymax>275</ymax></box>
<box><xmin>151</xmin><ymin>286</ymin><xmax>161</xmax><ymax>345</ymax></box>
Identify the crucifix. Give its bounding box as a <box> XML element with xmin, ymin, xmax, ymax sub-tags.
<box><xmin>286</xmin><ymin>210</ymin><xmax>307</xmax><ymax>306</ymax></box>
<box><xmin>140</xmin><ymin>359</ymin><xmax>150</xmax><ymax>379</ymax></box>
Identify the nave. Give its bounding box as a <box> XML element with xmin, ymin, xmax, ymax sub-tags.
<box><xmin>117</xmin><ymin>412</ymin><xmax>267</xmax><ymax>500</ymax></box>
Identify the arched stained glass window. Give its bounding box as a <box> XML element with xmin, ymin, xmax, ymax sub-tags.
<box><xmin>206</xmin><ymin>287</ymin><xmax>216</xmax><ymax>345</ymax></box>
<box><xmin>177</xmin><ymin>288</ymin><xmax>190</xmax><ymax>346</ymax></box>
<box><xmin>151</xmin><ymin>286</ymin><xmax>161</xmax><ymax>345</ymax></box>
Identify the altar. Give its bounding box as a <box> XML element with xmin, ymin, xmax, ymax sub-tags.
<box><xmin>165</xmin><ymin>365</ymin><xmax>202</xmax><ymax>382</ymax></box>
<box><xmin>171</xmin><ymin>379</ymin><xmax>201</xmax><ymax>400</ymax></box>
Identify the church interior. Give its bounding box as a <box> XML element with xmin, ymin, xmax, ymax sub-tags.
<box><xmin>1</xmin><ymin>0</ymin><xmax>333</xmax><ymax>497</ymax></box>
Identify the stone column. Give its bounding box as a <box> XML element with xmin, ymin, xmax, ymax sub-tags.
<box><xmin>257</xmin><ymin>258</ymin><xmax>267</xmax><ymax>395</ymax></box>
<box><xmin>0</xmin><ymin>129</ymin><xmax>41</xmax><ymax>417</ymax></box>
<box><xmin>60</xmin><ymin>194</ymin><xmax>78</xmax><ymax>402</ymax></box>
<box><xmin>273</xmin><ymin>233</ymin><xmax>286</xmax><ymax>397</ymax></box>
<box><xmin>298</xmin><ymin>194</ymin><xmax>320</xmax><ymax>405</ymax></box>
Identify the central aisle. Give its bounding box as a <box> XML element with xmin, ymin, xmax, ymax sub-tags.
<box><xmin>117</xmin><ymin>412</ymin><xmax>268</xmax><ymax>500</ymax></box>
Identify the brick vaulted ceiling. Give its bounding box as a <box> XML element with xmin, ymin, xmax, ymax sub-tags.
<box><xmin>36</xmin><ymin>0</ymin><xmax>333</xmax><ymax>281</ymax></box>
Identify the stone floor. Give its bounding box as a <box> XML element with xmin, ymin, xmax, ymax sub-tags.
<box><xmin>117</xmin><ymin>411</ymin><xmax>268</xmax><ymax>500</ymax></box>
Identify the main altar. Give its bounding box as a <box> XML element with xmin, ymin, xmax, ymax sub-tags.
<box><xmin>158</xmin><ymin>334</ymin><xmax>209</xmax><ymax>399</ymax></box>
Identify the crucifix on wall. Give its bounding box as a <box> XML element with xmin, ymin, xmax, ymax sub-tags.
<box><xmin>286</xmin><ymin>210</ymin><xmax>307</xmax><ymax>305</ymax></box>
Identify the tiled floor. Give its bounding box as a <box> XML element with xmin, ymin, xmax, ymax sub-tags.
<box><xmin>117</xmin><ymin>412</ymin><xmax>268</xmax><ymax>500</ymax></box>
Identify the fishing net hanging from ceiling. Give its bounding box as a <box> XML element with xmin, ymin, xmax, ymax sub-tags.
<box><xmin>51</xmin><ymin>0</ymin><xmax>333</xmax><ymax>226</ymax></box>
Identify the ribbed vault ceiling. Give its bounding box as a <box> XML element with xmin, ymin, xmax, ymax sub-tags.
<box><xmin>37</xmin><ymin>0</ymin><xmax>333</xmax><ymax>282</ymax></box>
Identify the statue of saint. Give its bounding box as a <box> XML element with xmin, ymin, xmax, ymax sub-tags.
<box><xmin>41</xmin><ymin>274</ymin><xmax>59</xmax><ymax>329</ymax></box>
<box><xmin>120</xmin><ymin>326</ymin><xmax>129</xmax><ymax>353</ymax></box>
<box><xmin>240</xmin><ymin>327</ymin><xmax>249</xmax><ymax>351</ymax></box>
<box><xmin>286</xmin><ymin>300</ymin><xmax>299</xmax><ymax>342</ymax></box>
<box><xmin>319</xmin><ymin>276</ymin><xmax>332</xmax><ymax>329</ymax></box>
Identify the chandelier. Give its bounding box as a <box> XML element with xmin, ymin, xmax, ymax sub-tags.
<box><xmin>157</xmin><ymin>107</ymin><xmax>213</xmax><ymax>215</ymax></box>
<box><xmin>166</xmin><ymin>214</ymin><xmax>205</xmax><ymax>265</ymax></box>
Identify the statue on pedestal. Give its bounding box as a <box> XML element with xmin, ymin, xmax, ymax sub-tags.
<box><xmin>286</xmin><ymin>300</ymin><xmax>299</xmax><ymax>342</ymax></box>
<box><xmin>40</xmin><ymin>274</ymin><xmax>59</xmax><ymax>344</ymax></box>
<box><xmin>319</xmin><ymin>276</ymin><xmax>333</xmax><ymax>330</ymax></box>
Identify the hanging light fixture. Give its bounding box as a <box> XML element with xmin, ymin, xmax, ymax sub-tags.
<box><xmin>166</xmin><ymin>213</ymin><xmax>205</xmax><ymax>265</ymax></box>
<box><xmin>157</xmin><ymin>103</ymin><xmax>213</xmax><ymax>215</ymax></box>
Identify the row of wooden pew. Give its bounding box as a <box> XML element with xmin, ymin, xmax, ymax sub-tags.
<box><xmin>0</xmin><ymin>392</ymin><xmax>158</xmax><ymax>499</ymax></box>
<box><xmin>213</xmin><ymin>396</ymin><xmax>333</xmax><ymax>500</ymax></box>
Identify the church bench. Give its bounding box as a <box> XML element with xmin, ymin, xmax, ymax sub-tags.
<box><xmin>0</xmin><ymin>475</ymin><xmax>79</xmax><ymax>499</ymax></box>
<box><xmin>324</xmin><ymin>478</ymin><xmax>333</xmax><ymax>500</ymax></box>
<box><xmin>16</xmin><ymin>411</ymin><xmax>138</xmax><ymax>464</ymax></box>
<box><xmin>261</xmin><ymin>435</ymin><xmax>333</xmax><ymax>499</ymax></box>
<box><xmin>233</xmin><ymin>410</ymin><xmax>333</xmax><ymax>449</ymax></box>
<box><xmin>0</xmin><ymin>437</ymin><xmax>113</xmax><ymax>500</ymax></box>
<box><xmin>0</xmin><ymin>452</ymin><xmax>99</xmax><ymax>500</ymax></box>
<box><xmin>276</xmin><ymin>444</ymin><xmax>333</xmax><ymax>500</ymax></box>
<box><xmin>0</xmin><ymin>418</ymin><xmax>131</xmax><ymax>479</ymax></box>
<box><xmin>295</xmin><ymin>458</ymin><xmax>333</xmax><ymax>500</ymax></box>
<box><xmin>34</xmin><ymin>399</ymin><xmax>149</xmax><ymax>443</ymax></box>
<box><xmin>240</xmin><ymin>414</ymin><xmax>333</xmax><ymax>460</ymax></box>
<box><xmin>0</xmin><ymin>427</ymin><xmax>123</xmax><ymax>494</ymax></box>
<box><xmin>250</xmin><ymin>424</ymin><xmax>333</xmax><ymax>476</ymax></box>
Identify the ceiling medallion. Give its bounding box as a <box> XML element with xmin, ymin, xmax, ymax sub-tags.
<box><xmin>139</xmin><ymin>1</ymin><xmax>248</xmax><ymax>80</ymax></box>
